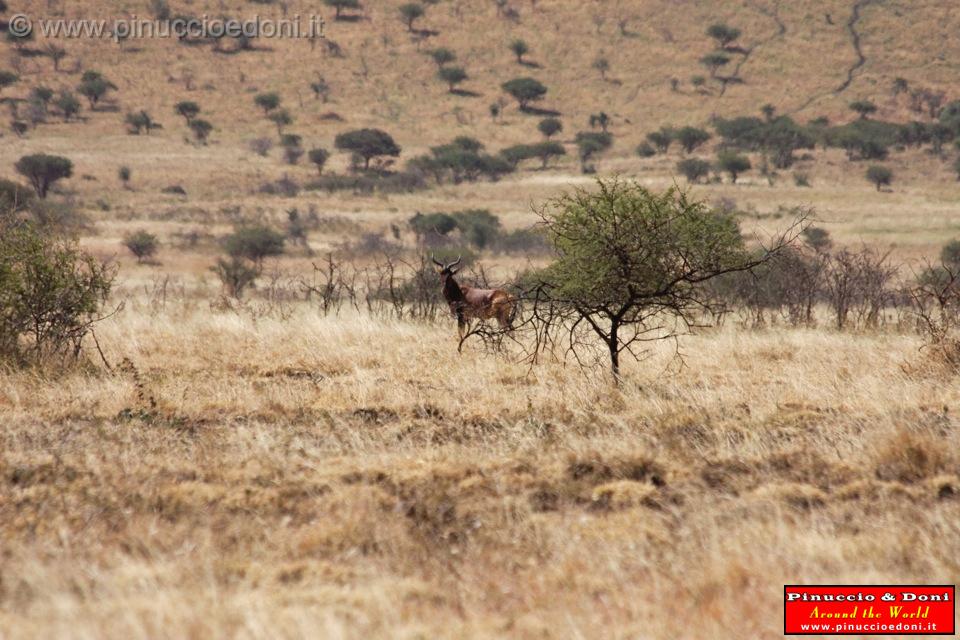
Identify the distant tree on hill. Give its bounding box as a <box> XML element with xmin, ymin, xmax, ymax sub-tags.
<box><xmin>676</xmin><ymin>158</ymin><xmax>711</xmax><ymax>183</ymax></box>
<box><xmin>54</xmin><ymin>91</ymin><xmax>81</xmax><ymax>122</ymax></box>
<box><xmin>310</xmin><ymin>77</ymin><xmax>331</xmax><ymax>102</ymax></box>
<box><xmin>646</xmin><ymin>128</ymin><xmax>674</xmax><ymax>153</ymax></box>
<box><xmin>761</xmin><ymin>104</ymin><xmax>776</xmax><ymax>122</ymax></box>
<box><xmin>77</xmin><ymin>72</ymin><xmax>116</xmax><ymax>109</ymax></box>
<box><xmin>699</xmin><ymin>53</ymin><xmax>730</xmax><ymax>77</ymax></box>
<box><xmin>308</xmin><ymin>148</ymin><xmax>330</xmax><ymax>175</ymax></box>
<box><xmin>510</xmin><ymin>39</ymin><xmax>529</xmax><ymax>64</ymax></box>
<box><xmin>45</xmin><ymin>44</ymin><xmax>68</xmax><ymax>71</ymax></box>
<box><xmin>538</xmin><ymin>117</ymin><xmax>562</xmax><ymax>139</ymax></box>
<box><xmin>589</xmin><ymin>112</ymin><xmax>610</xmax><ymax>133</ymax></box>
<box><xmin>15</xmin><ymin>153</ymin><xmax>73</xmax><ymax>198</ymax></box>
<box><xmin>335</xmin><ymin>128</ymin><xmax>401</xmax><ymax>170</ymax></box>
<box><xmin>0</xmin><ymin>71</ymin><xmax>17</xmax><ymax>94</ymax></box>
<box><xmin>125</xmin><ymin>110</ymin><xmax>160</xmax><ymax>135</ymax></box>
<box><xmin>324</xmin><ymin>0</ymin><xmax>361</xmax><ymax>19</ymax></box>
<box><xmin>118</xmin><ymin>166</ymin><xmax>132</xmax><ymax>187</ymax></box>
<box><xmin>399</xmin><ymin>3</ymin><xmax>424</xmax><ymax>31</ymax></box>
<box><xmin>592</xmin><ymin>56</ymin><xmax>610</xmax><ymax>81</ymax></box>
<box><xmin>175</xmin><ymin>101</ymin><xmax>200</xmax><ymax>124</ymax></box>
<box><xmin>254</xmin><ymin>92</ymin><xmax>281</xmax><ymax>114</ymax></box>
<box><xmin>438</xmin><ymin>66</ymin><xmax>468</xmax><ymax>92</ymax></box>
<box><xmin>850</xmin><ymin>100</ymin><xmax>878</xmax><ymax>120</ymax></box>
<box><xmin>636</xmin><ymin>142</ymin><xmax>656</xmax><ymax>158</ymax></box>
<box><xmin>717</xmin><ymin>151</ymin><xmax>751</xmax><ymax>183</ymax></box>
<box><xmin>501</xmin><ymin>77</ymin><xmax>547</xmax><ymax>110</ymax></box>
<box><xmin>531</xmin><ymin>141</ymin><xmax>566</xmax><ymax>169</ymax></box>
<box><xmin>866</xmin><ymin>165</ymin><xmax>893</xmax><ymax>191</ymax></box>
<box><xmin>269</xmin><ymin>109</ymin><xmax>293</xmax><ymax>135</ymax></box>
<box><xmin>675</xmin><ymin>126</ymin><xmax>711</xmax><ymax>154</ymax></box>
<box><xmin>427</xmin><ymin>47</ymin><xmax>455</xmax><ymax>68</ymax></box>
<box><xmin>189</xmin><ymin>119</ymin><xmax>213</xmax><ymax>144</ymax></box>
<box><xmin>575</xmin><ymin>131</ymin><xmax>612</xmax><ymax>173</ymax></box>
<box><xmin>707</xmin><ymin>23</ymin><xmax>741</xmax><ymax>49</ymax></box>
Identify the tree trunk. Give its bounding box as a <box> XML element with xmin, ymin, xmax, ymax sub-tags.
<box><xmin>607</xmin><ymin>321</ymin><xmax>620</xmax><ymax>381</ymax></box>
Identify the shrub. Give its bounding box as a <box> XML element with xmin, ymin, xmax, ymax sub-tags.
<box><xmin>0</xmin><ymin>179</ymin><xmax>35</xmax><ymax>217</ymax></box>
<box><xmin>123</xmin><ymin>229</ymin><xmax>159</xmax><ymax>263</ymax></box>
<box><xmin>538</xmin><ymin>117</ymin><xmax>562</xmax><ymax>139</ymax></box>
<box><xmin>125</xmin><ymin>110</ymin><xmax>160</xmax><ymax>135</ymax></box>
<box><xmin>0</xmin><ymin>222</ymin><xmax>113</xmax><ymax>365</ymax></box>
<box><xmin>224</xmin><ymin>225</ymin><xmax>285</xmax><ymax>266</ymax></box>
<box><xmin>676</xmin><ymin>158</ymin><xmax>711</xmax><ymax>183</ymax></box>
<box><xmin>453</xmin><ymin>209</ymin><xmax>501</xmax><ymax>249</ymax></box>
<box><xmin>636</xmin><ymin>142</ymin><xmax>656</xmax><ymax>158</ymax></box>
<box><xmin>409</xmin><ymin>212</ymin><xmax>459</xmax><ymax>245</ymax></box>
<box><xmin>249</xmin><ymin>137</ymin><xmax>273</xmax><ymax>157</ymax></box>
<box><xmin>118</xmin><ymin>166</ymin><xmax>131</xmax><ymax>185</ymax></box>
<box><xmin>269</xmin><ymin>109</ymin><xmax>293</xmax><ymax>135</ymax></box>
<box><xmin>334</xmin><ymin>128</ymin><xmax>401</xmax><ymax>170</ymax></box>
<box><xmin>866</xmin><ymin>165</ymin><xmax>893</xmax><ymax>191</ymax></box>
<box><xmin>699</xmin><ymin>53</ymin><xmax>730</xmax><ymax>77</ymax></box>
<box><xmin>306</xmin><ymin>172</ymin><xmax>425</xmax><ymax>194</ymax></box>
<box><xmin>574</xmin><ymin>131</ymin><xmax>613</xmax><ymax>173</ymax></box>
<box><xmin>495</xmin><ymin>227</ymin><xmax>551</xmax><ymax>255</ymax></box>
<box><xmin>15</xmin><ymin>154</ymin><xmax>73</xmax><ymax>199</ymax></box>
<box><xmin>717</xmin><ymin>151</ymin><xmax>751</xmax><ymax>183</ymax></box>
<box><xmin>0</xmin><ymin>71</ymin><xmax>18</xmax><ymax>93</ymax></box>
<box><xmin>54</xmin><ymin>91</ymin><xmax>81</xmax><ymax>122</ymax></box>
<box><xmin>530</xmin><ymin>141</ymin><xmax>566</xmax><ymax>168</ymax></box>
<box><xmin>499</xmin><ymin>144</ymin><xmax>537</xmax><ymax>168</ymax></box>
<box><xmin>212</xmin><ymin>256</ymin><xmax>259</xmax><ymax>299</ymax></box>
<box><xmin>501</xmin><ymin>77</ymin><xmax>547</xmax><ymax>110</ymax></box>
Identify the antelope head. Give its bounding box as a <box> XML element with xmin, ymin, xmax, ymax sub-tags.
<box><xmin>431</xmin><ymin>255</ymin><xmax>462</xmax><ymax>284</ymax></box>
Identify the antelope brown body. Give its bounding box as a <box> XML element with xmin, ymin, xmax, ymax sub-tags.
<box><xmin>432</xmin><ymin>256</ymin><xmax>515</xmax><ymax>337</ymax></box>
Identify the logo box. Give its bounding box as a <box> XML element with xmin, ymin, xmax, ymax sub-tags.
<box><xmin>784</xmin><ymin>585</ymin><xmax>955</xmax><ymax>635</ymax></box>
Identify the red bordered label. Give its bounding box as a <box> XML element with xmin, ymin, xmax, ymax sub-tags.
<box><xmin>784</xmin><ymin>585</ymin><xmax>955</xmax><ymax>635</ymax></box>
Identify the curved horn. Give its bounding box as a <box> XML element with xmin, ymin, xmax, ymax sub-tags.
<box><xmin>431</xmin><ymin>255</ymin><xmax>444</xmax><ymax>267</ymax></box>
<box><xmin>446</xmin><ymin>255</ymin><xmax>462</xmax><ymax>270</ymax></box>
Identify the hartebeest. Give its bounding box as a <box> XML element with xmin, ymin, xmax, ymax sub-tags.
<box><xmin>432</xmin><ymin>256</ymin><xmax>516</xmax><ymax>337</ymax></box>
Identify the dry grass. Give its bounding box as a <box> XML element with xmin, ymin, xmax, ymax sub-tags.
<box><xmin>2</xmin><ymin>306</ymin><xmax>959</xmax><ymax>638</ymax></box>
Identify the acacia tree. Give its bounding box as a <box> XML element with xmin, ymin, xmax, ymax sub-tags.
<box><xmin>533</xmin><ymin>179</ymin><xmax>799</xmax><ymax>379</ymax></box>
<box><xmin>334</xmin><ymin>128</ymin><xmax>401</xmax><ymax>170</ymax></box>
<box><xmin>501</xmin><ymin>77</ymin><xmax>547</xmax><ymax>110</ymax></box>
<box><xmin>15</xmin><ymin>154</ymin><xmax>73</xmax><ymax>198</ymax></box>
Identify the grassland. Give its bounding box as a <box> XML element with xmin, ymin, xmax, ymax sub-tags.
<box><xmin>3</xmin><ymin>0</ymin><xmax>960</xmax><ymax>638</ymax></box>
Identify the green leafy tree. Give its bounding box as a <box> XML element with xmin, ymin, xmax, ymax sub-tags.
<box><xmin>224</xmin><ymin>225</ymin><xmax>285</xmax><ymax>267</ymax></box>
<box><xmin>189</xmin><ymin>119</ymin><xmax>213</xmax><ymax>144</ymax></box>
<box><xmin>717</xmin><ymin>151</ymin><xmax>751</xmax><ymax>183</ymax></box>
<box><xmin>438</xmin><ymin>66</ymin><xmax>468</xmax><ymax>92</ymax></box>
<box><xmin>941</xmin><ymin>239</ymin><xmax>960</xmax><ymax>269</ymax></box>
<box><xmin>676</xmin><ymin>158</ymin><xmax>711</xmax><ymax>183</ymax></box>
<box><xmin>399</xmin><ymin>3</ymin><xmax>424</xmax><ymax>31</ymax></box>
<box><xmin>55</xmin><ymin>91</ymin><xmax>81</xmax><ymax>122</ymax></box>
<box><xmin>0</xmin><ymin>71</ymin><xmax>18</xmax><ymax>94</ymax></box>
<box><xmin>453</xmin><ymin>209</ymin><xmax>502</xmax><ymax>249</ymax></box>
<box><xmin>0</xmin><ymin>223</ymin><xmax>113</xmax><ymax>364</ymax></box>
<box><xmin>334</xmin><ymin>128</ymin><xmax>401</xmax><ymax>170</ymax></box>
<box><xmin>268</xmin><ymin>109</ymin><xmax>293</xmax><ymax>135</ymax></box>
<box><xmin>501</xmin><ymin>77</ymin><xmax>547</xmax><ymax>110</ymax></box>
<box><xmin>510</xmin><ymin>39</ymin><xmax>529</xmax><ymax>64</ymax></box>
<box><xmin>538</xmin><ymin>117</ymin><xmax>562</xmax><ymax>139</ymax></box>
<box><xmin>123</xmin><ymin>230</ymin><xmax>159</xmax><ymax>263</ymax></box>
<box><xmin>574</xmin><ymin>131</ymin><xmax>613</xmax><ymax>173</ymax></box>
<box><xmin>675</xmin><ymin>126</ymin><xmax>711</xmax><ymax>154</ymax></box>
<box><xmin>536</xmin><ymin>179</ymin><xmax>784</xmax><ymax>378</ymax></box>
<box><xmin>706</xmin><ymin>23</ymin><xmax>741</xmax><ymax>49</ymax></box>
<box><xmin>866</xmin><ymin>164</ymin><xmax>893</xmax><ymax>191</ymax></box>
<box><xmin>45</xmin><ymin>44</ymin><xmax>68</xmax><ymax>71</ymax></box>
<box><xmin>324</xmin><ymin>0</ymin><xmax>361</xmax><ymax>19</ymax></box>
<box><xmin>850</xmin><ymin>100</ymin><xmax>878</xmax><ymax>120</ymax></box>
<box><xmin>254</xmin><ymin>92</ymin><xmax>281</xmax><ymax>114</ymax></box>
<box><xmin>212</xmin><ymin>257</ymin><xmax>259</xmax><ymax>299</ymax></box>
<box><xmin>77</xmin><ymin>72</ymin><xmax>116</xmax><ymax>109</ymax></box>
<box><xmin>427</xmin><ymin>47</ymin><xmax>455</xmax><ymax>68</ymax></box>
<box><xmin>646</xmin><ymin>127</ymin><xmax>674</xmax><ymax>153</ymax></box>
<box><xmin>175</xmin><ymin>101</ymin><xmax>200</xmax><ymax>124</ymax></box>
<box><xmin>636</xmin><ymin>142</ymin><xmax>656</xmax><ymax>158</ymax></box>
<box><xmin>531</xmin><ymin>141</ymin><xmax>566</xmax><ymax>169</ymax></box>
<box><xmin>699</xmin><ymin>53</ymin><xmax>730</xmax><ymax>77</ymax></box>
<box><xmin>308</xmin><ymin>148</ymin><xmax>330</xmax><ymax>175</ymax></box>
<box><xmin>15</xmin><ymin>154</ymin><xmax>73</xmax><ymax>198</ymax></box>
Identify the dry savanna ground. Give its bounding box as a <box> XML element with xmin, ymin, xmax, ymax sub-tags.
<box><xmin>3</xmin><ymin>0</ymin><xmax>960</xmax><ymax>638</ymax></box>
